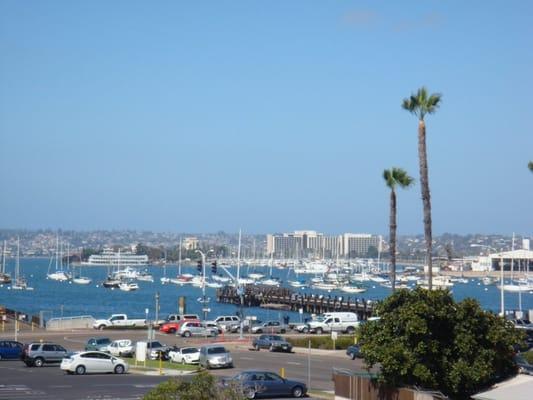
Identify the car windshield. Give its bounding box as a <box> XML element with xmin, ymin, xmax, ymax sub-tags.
<box><xmin>271</xmin><ymin>336</ymin><xmax>283</xmax><ymax>341</ymax></box>
<box><xmin>150</xmin><ymin>342</ymin><xmax>163</xmax><ymax>348</ymax></box>
<box><xmin>207</xmin><ymin>347</ymin><xmax>227</xmax><ymax>354</ymax></box>
<box><xmin>182</xmin><ymin>348</ymin><xmax>198</xmax><ymax>354</ymax></box>
<box><xmin>96</xmin><ymin>339</ymin><xmax>111</xmax><ymax>345</ymax></box>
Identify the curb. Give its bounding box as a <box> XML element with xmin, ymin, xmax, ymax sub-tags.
<box><xmin>130</xmin><ymin>367</ymin><xmax>199</xmax><ymax>376</ymax></box>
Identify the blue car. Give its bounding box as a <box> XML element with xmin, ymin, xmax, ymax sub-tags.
<box><xmin>0</xmin><ymin>340</ymin><xmax>23</xmax><ymax>360</ymax></box>
<box><xmin>346</xmin><ymin>344</ymin><xmax>361</xmax><ymax>360</ymax></box>
<box><xmin>225</xmin><ymin>370</ymin><xmax>306</xmax><ymax>399</ymax></box>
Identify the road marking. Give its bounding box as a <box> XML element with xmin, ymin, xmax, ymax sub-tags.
<box><xmin>48</xmin><ymin>385</ymin><xmax>73</xmax><ymax>388</ymax></box>
<box><xmin>237</xmin><ymin>356</ymin><xmax>255</xmax><ymax>360</ymax></box>
<box><xmin>286</xmin><ymin>361</ymin><xmax>301</xmax><ymax>365</ymax></box>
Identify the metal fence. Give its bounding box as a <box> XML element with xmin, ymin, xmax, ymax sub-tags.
<box><xmin>46</xmin><ymin>315</ymin><xmax>96</xmax><ymax>330</ymax></box>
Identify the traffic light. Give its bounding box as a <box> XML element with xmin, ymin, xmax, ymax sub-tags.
<box><xmin>197</xmin><ymin>259</ymin><xmax>202</xmax><ymax>273</ymax></box>
<box><xmin>211</xmin><ymin>261</ymin><xmax>217</xmax><ymax>274</ymax></box>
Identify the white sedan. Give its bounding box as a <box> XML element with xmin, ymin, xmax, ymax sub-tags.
<box><xmin>61</xmin><ymin>351</ymin><xmax>129</xmax><ymax>375</ymax></box>
<box><xmin>168</xmin><ymin>347</ymin><xmax>200</xmax><ymax>364</ymax></box>
<box><xmin>107</xmin><ymin>339</ymin><xmax>134</xmax><ymax>357</ymax></box>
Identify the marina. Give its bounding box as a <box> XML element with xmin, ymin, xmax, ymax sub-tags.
<box><xmin>1</xmin><ymin>258</ymin><xmax>532</xmax><ymax>325</ymax></box>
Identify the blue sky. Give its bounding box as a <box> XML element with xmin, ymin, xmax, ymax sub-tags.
<box><xmin>1</xmin><ymin>1</ymin><xmax>532</xmax><ymax>235</ymax></box>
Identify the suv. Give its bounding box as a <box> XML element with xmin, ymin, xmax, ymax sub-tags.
<box><xmin>21</xmin><ymin>342</ymin><xmax>69</xmax><ymax>367</ymax></box>
<box><xmin>85</xmin><ymin>337</ymin><xmax>112</xmax><ymax>351</ymax></box>
<box><xmin>209</xmin><ymin>316</ymin><xmax>240</xmax><ymax>332</ymax></box>
<box><xmin>0</xmin><ymin>340</ymin><xmax>23</xmax><ymax>360</ymax></box>
<box><xmin>165</xmin><ymin>314</ymin><xmax>200</xmax><ymax>323</ymax></box>
<box><xmin>178</xmin><ymin>321</ymin><xmax>219</xmax><ymax>337</ymax></box>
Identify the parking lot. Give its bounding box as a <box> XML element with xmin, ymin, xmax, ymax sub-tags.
<box><xmin>1</xmin><ymin>328</ymin><xmax>363</xmax><ymax>399</ymax></box>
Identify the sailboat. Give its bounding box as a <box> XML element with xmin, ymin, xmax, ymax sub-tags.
<box><xmin>72</xmin><ymin>248</ymin><xmax>92</xmax><ymax>285</ymax></box>
<box><xmin>47</xmin><ymin>236</ymin><xmax>71</xmax><ymax>281</ymax></box>
<box><xmin>171</xmin><ymin>239</ymin><xmax>194</xmax><ymax>285</ymax></box>
<box><xmin>11</xmin><ymin>237</ymin><xmax>33</xmax><ymax>290</ymax></box>
<box><xmin>259</xmin><ymin>253</ymin><xmax>281</xmax><ymax>286</ymax></box>
<box><xmin>0</xmin><ymin>241</ymin><xmax>12</xmax><ymax>284</ymax></box>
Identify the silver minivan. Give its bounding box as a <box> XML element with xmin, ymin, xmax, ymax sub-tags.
<box><xmin>198</xmin><ymin>345</ymin><xmax>233</xmax><ymax>369</ymax></box>
<box><xmin>178</xmin><ymin>321</ymin><xmax>218</xmax><ymax>337</ymax></box>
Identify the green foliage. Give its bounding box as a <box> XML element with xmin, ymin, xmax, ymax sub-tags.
<box><xmin>383</xmin><ymin>168</ymin><xmax>415</xmax><ymax>190</ymax></box>
<box><xmin>359</xmin><ymin>288</ymin><xmax>522</xmax><ymax>399</ymax></box>
<box><xmin>143</xmin><ymin>372</ymin><xmax>245</xmax><ymax>400</ymax></box>
<box><xmin>402</xmin><ymin>87</ymin><xmax>442</xmax><ymax>121</ymax></box>
<box><xmin>522</xmin><ymin>351</ymin><xmax>533</xmax><ymax>364</ymax></box>
<box><xmin>287</xmin><ymin>335</ymin><xmax>356</xmax><ymax>350</ymax></box>
<box><xmin>528</xmin><ymin>161</ymin><xmax>533</xmax><ymax>172</ymax></box>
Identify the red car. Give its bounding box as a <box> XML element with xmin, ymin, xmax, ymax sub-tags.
<box><xmin>160</xmin><ymin>319</ymin><xmax>199</xmax><ymax>334</ymax></box>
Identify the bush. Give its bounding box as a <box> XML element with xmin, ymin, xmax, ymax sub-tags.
<box><xmin>287</xmin><ymin>335</ymin><xmax>356</xmax><ymax>350</ymax></box>
<box><xmin>522</xmin><ymin>351</ymin><xmax>533</xmax><ymax>364</ymax></box>
<box><xmin>143</xmin><ymin>371</ymin><xmax>245</xmax><ymax>400</ymax></box>
<box><xmin>359</xmin><ymin>287</ymin><xmax>523</xmax><ymax>399</ymax></box>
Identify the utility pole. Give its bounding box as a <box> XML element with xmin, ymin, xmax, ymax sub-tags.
<box><xmin>155</xmin><ymin>292</ymin><xmax>160</xmax><ymax>325</ymax></box>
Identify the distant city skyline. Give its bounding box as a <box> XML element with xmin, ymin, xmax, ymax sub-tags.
<box><xmin>1</xmin><ymin>1</ymin><xmax>532</xmax><ymax>235</ymax></box>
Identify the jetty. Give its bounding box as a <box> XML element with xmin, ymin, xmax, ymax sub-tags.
<box><xmin>216</xmin><ymin>285</ymin><xmax>376</xmax><ymax>319</ymax></box>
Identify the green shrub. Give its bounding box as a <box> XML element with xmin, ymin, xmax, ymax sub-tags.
<box><xmin>287</xmin><ymin>335</ymin><xmax>356</xmax><ymax>350</ymax></box>
<box><xmin>143</xmin><ymin>371</ymin><xmax>245</xmax><ymax>400</ymax></box>
<box><xmin>522</xmin><ymin>351</ymin><xmax>533</xmax><ymax>364</ymax></box>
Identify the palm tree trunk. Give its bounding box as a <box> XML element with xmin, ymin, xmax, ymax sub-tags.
<box><xmin>418</xmin><ymin>120</ymin><xmax>433</xmax><ymax>290</ymax></box>
<box><xmin>390</xmin><ymin>189</ymin><xmax>397</xmax><ymax>292</ymax></box>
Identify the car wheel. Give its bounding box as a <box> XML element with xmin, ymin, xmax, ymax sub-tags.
<box><xmin>346</xmin><ymin>326</ymin><xmax>355</xmax><ymax>334</ymax></box>
<box><xmin>33</xmin><ymin>357</ymin><xmax>44</xmax><ymax>367</ymax></box>
<box><xmin>245</xmin><ymin>387</ymin><xmax>256</xmax><ymax>399</ymax></box>
<box><xmin>350</xmin><ymin>352</ymin><xmax>356</xmax><ymax>360</ymax></box>
<box><xmin>316</xmin><ymin>327</ymin><xmax>323</xmax><ymax>335</ymax></box>
<box><xmin>280</xmin><ymin>329</ymin><xmax>286</xmax><ymax>334</ymax></box>
<box><xmin>302</xmin><ymin>327</ymin><xmax>309</xmax><ymax>334</ymax></box>
<box><xmin>254</xmin><ymin>344</ymin><xmax>260</xmax><ymax>351</ymax></box>
<box><xmin>169</xmin><ymin>328</ymin><xmax>176</xmax><ymax>334</ymax></box>
<box><xmin>292</xmin><ymin>386</ymin><xmax>304</xmax><ymax>398</ymax></box>
<box><xmin>114</xmin><ymin>365</ymin><xmax>125</xmax><ymax>374</ymax></box>
<box><xmin>256</xmin><ymin>329</ymin><xmax>262</xmax><ymax>334</ymax></box>
<box><xmin>75</xmin><ymin>365</ymin><xmax>86</xmax><ymax>375</ymax></box>
<box><xmin>269</xmin><ymin>344</ymin><xmax>274</xmax><ymax>352</ymax></box>
<box><xmin>205</xmin><ymin>362</ymin><xmax>211</xmax><ymax>370</ymax></box>
<box><xmin>98</xmin><ymin>325</ymin><xmax>106</xmax><ymax>330</ymax></box>
<box><xmin>183</xmin><ymin>331</ymin><xmax>191</xmax><ymax>337</ymax></box>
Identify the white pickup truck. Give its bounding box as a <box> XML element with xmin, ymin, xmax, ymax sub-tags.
<box><xmin>93</xmin><ymin>314</ymin><xmax>147</xmax><ymax>330</ymax></box>
<box><xmin>304</xmin><ymin>312</ymin><xmax>360</xmax><ymax>334</ymax></box>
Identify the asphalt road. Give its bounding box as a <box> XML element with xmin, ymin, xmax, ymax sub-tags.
<box><xmin>1</xmin><ymin>328</ymin><xmax>364</xmax><ymax>399</ymax></box>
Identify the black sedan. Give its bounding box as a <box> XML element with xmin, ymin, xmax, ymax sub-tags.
<box><xmin>346</xmin><ymin>344</ymin><xmax>361</xmax><ymax>360</ymax></box>
<box><xmin>224</xmin><ymin>370</ymin><xmax>306</xmax><ymax>399</ymax></box>
<box><xmin>252</xmin><ymin>335</ymin><xmax>292</xmax><ymax>352</ymax></box>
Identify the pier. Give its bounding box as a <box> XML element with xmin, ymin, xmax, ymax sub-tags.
<box><xmin>216</xmin><ymin>285</ymin><xmax>376</xmax><ymax>319</ymax></box>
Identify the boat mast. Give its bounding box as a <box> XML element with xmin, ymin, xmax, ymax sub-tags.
<box><xmin>15</xmin><ymin>236</ymin><xmax>20</xmax><ymax>281</ymax></box>
<box><xmin>55</xmin><ymin>234</ymin><xmax>59</xmax><ymax>272</ymax></box>
<box><xmin>178</xmin><ymin>237</ymin><xmax>182</xmax><ymax>276</ymax></box>
<box><xmin>237</xmin><ymin>229</ymin><xmax>242</xmax><ymax>285</ymax></box>
<box><xmin>1</xmin><ymin>240</ymin><xmax>5</xmax><ymax>275</ymax></box>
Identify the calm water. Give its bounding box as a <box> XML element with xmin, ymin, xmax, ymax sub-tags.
<box><xmin>1</xmin><ymin>258</ymin><xmax>532</xmax><ymax>322</ymax></box>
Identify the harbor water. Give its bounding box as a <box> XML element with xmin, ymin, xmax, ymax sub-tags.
<box><xmin>1</xmin><ymin>258</ymin><xmax>532</xmax><ymax>323</ymax></box>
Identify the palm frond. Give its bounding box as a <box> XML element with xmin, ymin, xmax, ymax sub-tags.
<box><xmin>402</xmin><ymin>87</ymin><xmax>442</xmax><ymax>120</ymax></box>
<box><xmin>383</xmin><ymin>169</ymin><xmax>395</xmax><ymax>188</ymax></box>
<box><xmin>529</xmin><ymin>161</ymin><xmax>533</xmax><ymax>172</ymax></box>
<box><xmin>392</xmin><ymin>167</ymin><xmax>415</xmax><ymax>188</ymax></box>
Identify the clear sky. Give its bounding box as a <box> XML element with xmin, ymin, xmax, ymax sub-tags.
<box><xmin>1</xmin><ymin>1</ymin><xmax>532</xmax><ymax>235</ymax></box>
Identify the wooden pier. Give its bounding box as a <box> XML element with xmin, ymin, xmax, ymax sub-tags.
<box><xmin>216</xmin><ymin>285</ymin><xmax>376</xmax><ymax>320</ymax></box>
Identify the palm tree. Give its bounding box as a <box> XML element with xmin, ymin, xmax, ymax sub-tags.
<box><xmin>383</xmin><ymin>168</ymin><xmax>414</xmax><ymax>292</ymax></box>
<box><xmin>402</xmin><ymin>87</ymin><xmax>442</xmax><ymax>290</ymax></box>
<box><xmin>529</xmin><ymin>161</ymin><xmax>533</xmax><ymax>173</ymax></box>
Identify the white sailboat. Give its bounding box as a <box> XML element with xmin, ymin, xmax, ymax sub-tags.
<box><xmin>72</xmin><ymin>247</ymin><xmax>92</xmax><ymax>285</ymax></box>
<box><xmin>0</xmin><ymin>240</ymin><xmax>12</xmax><ymax>284</ymax></box>
<box><xmin>340</xmin><ymin>285</ymin><xmax>367</xmax><ymax>294</ymax></box>
<box><xmin>119</xmin><ymin>281</ymin><xmax>139</xmax><ymax>291</ymax></box>
<box><xmin>11</xmin><ymin>237</ymin><xmax>33</xmax><ymax>291</ymax></box>
<box><xmin>47</xmin><ymin>236</ymin><xmax>71</xmax><ymax>281</ymax></box>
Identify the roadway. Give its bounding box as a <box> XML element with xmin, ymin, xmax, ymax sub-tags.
<box><xmin>0</xmin><ymin>328</ymin><xmax>365</xmax><ymax>399</ymax></box>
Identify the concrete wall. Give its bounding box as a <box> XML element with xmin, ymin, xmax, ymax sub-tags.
<box><xmin>46</xmin><ymin>316</ymin><xmax>95</xmax><ymax>330</ymax></box>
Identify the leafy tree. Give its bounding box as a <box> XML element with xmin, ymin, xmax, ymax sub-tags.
<box><xmin>383</xmin><ymin>168</ymin><xmax>414</xmax><ymax>291</ymax></box>
<box><xmin>529</xmin><ymin>161</ymin><xmax>533</xmax><ymax>173</ymax></box>
<box><xmin>143</xmin><ymin>371</ymin><xmax>245</xmax><ymax>400</ymax></box>
<box><xmin>402</xmin><ymin>87</ymin><xmax>442</xmax><ymax>290</ymax></box>
<box><xmin>359</xmin><ymin>288</ymin><xmax>522</xmax><ymax>399</ymax></box>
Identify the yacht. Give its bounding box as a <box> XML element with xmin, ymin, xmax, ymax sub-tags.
<box><xmin>137</xmin><ymin>271</ymin><xmax>154</xmax><ymax>282</ymax></box>
<box><xmin>82</xmin><ymin>248</ymin><xmax>149</xmax><ymax>266</ymax></box>
<box><xmin>340</xmin><ymin>285</ymin><xmax>367</xmax><ymax>294</ymax></box>
<box><xmin>205</xmin><ymin>280</ymin><xmax>224</xmax><ymax>288</ymax></box>
<box><xmin>311</xmin><ymin>282</ymin><xmax>338</xmax><ymax>290</ymax></box>
<box><xmin>47</xmin><ymin>237</ymin><xmax>72</xmax><ymax>281</ymax></box>
<box><xmin>288</xmin><ymin>279</ymin><xmax>308</xmax><ymax>288</ymax></box>
<box><xmin>102</xmin><ymin>276</ymin><xmax>121</xmax><ymax>288</ymax></box>
<box><xmin>11</xmin><ymin>237</ymin><xmax>34</xmax><ymax>291</ymax></box>
<box><xmin>119</xmin><ymin>281</ymin><xmax>139</xmax><ymax>291</ymax></box>
<box><xmin>259</xmin><ymin>277</ymin><xmax>281</xmax><ymax>287</ymax></box>
<box><xmin>294</xmin><ymin>262</ymin><xmax>329</xmax><ymax>275</ymax></box>
<box><xmin>212</xmin><ymin>274</ymin><xmax>231</xmax><ymax>283</ymax></box>
<box><xmin>72</xmin><ymin>276</ymin><xmax>92</xmax><ymax>285</ymax></box>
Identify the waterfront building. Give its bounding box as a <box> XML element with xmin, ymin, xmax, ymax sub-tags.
<box><xmin>488</xmin><ymin>249</ymin><xmax>533</xmax><ymax>271</ymax></box>
<box><xmin>183</xmin><ymin>237</ymin><xmax>199</xmax><ymax>251</ymax></box>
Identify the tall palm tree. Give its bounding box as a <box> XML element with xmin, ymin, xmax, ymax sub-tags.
<box><xmin>529</xmin><ymin>161</ymin><xmax>533</xmax><ymax>173</ymax></box>
<box><xmin>383</xmin><ymin>168</ymin><xmax>414</xmax><ymax>292</ymax></box>
<box><xmin>402</xmin><ymin>87</ymin><xmax>442</xmax><ymax>290</ymax></box>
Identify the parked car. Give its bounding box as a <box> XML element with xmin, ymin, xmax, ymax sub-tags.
<box><xmin>165</xmin><ymin>313</ymin><xmax>200</xmax><ymax>323</ymax></box>
<box><xmin>513</xmin><ymin>319</ymin><xmax>533</xmax><ymax>331</ymax></box>
<box><xmin>178</xmin><ymin>321</ymin><xmax>219</xmax><ymax>337</ymax></box>
<box><xmin>92</xmin><ymin>314</ymin><xmax>146</xmax><ymax>330</ymax></box>
<box><xmin>60</xmin><ymin>351</ymin><xmax>128</xmax><ymax>375</ymax></box>
<box><xmin>21</xmin><ymin>342</ymin><xmax>69</xmax><ymax>367</ymax></box>
<box><xmin>514</xmin><ymin>354</ymin><xmax>533</xmax><ymax>375</ymax></box>
<box><xmin>168</xmin><ymin>347</ymin><xmax>200</xmax><ymax>364</ymax></box>
<box><xmin>250</xmin><ymin>321</ymin><xmax>288</xmax><ymax>334</ymax></box>
<box><xmin>252</xmin><ymin>335</ymin><xmax>292</xmax><ymax>353</ymax></box>
<box><xmin>199</xmin><ymin>345</ymin><xmax>233</xmax><ymax>369</ymax></box>
<box><xmin>107</xmin><ymin>339</ymin><xmax>134</xmax><ymax>357</ymax></box>
<box><xmin>140</xmin><ymin>341</ymin><xmax>169</xmax><ymax>360</ymax></box>
<box><xmin>229</xmin><ymin>320</ymin><xmax>262</xmax><ymax>334</ymax></box>
<box><xmin>159</xmin><ymin>317</ymin><xmax>200</xmax><ymax>334</ymax></box>
<box><xmin>346</xmin><ymin>345</ymin><xmax>361</xmax><ymax>360</ymax></box>
<box><xmin>208</xmin><ymin>315</ymin><xmax>240</xmax><ymax>332</ymax></box>
<box><xmin>305</xmin><ymin>312</ymin><xmax>359</xmax><ymax>334</ymax></box>
<box><xmin>0</xmin><ymin>340</ymin><xmax>23</xmax><ymax>360</ymax></box>
<box><xmin>85</xmin><ymin>337</ymin><xmax>112</xmax><ymax>351</ymax></box>
<box><xmin>224</xmin><ymin>370</ymin><xmax>306</xmax><ymax>399</ymax></box>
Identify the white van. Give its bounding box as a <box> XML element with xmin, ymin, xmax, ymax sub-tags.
<box><xmin>306</xmin><ymin>312</ymin><xmax>359</xmax><ymax>334</ymax></box>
